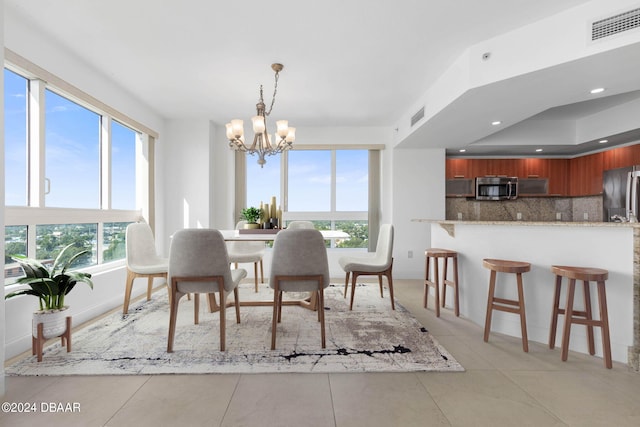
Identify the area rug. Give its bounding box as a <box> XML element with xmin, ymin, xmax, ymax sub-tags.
<box><xmin>5</xmin><ymin>283</ymin><xmax>464</xmax><ymax>375</ymax></box>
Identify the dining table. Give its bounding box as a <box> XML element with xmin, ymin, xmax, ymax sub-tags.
<box><xmin>205</xmin><ymin>228</ymin><xmax>350</xmax><ymax>312</ymax></box>
<box><xmin>219</xmin><ymin>229</ymin><xmax>349</xmax><ymax>241</ymax></box>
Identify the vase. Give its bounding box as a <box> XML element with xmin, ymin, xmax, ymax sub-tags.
<box><xmin>32</xmin><ymin>307</ymin><xmax>69</xmax><ymax>339</ymax></box>
<box><xmin>243</xmin><ymin>223</ymin><xmax>260</xmax><ymax>229</ymax></box>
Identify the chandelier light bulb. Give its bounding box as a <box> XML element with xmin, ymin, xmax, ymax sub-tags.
<box><xmin>252</xmin><ymin>116</ymin><xmax>266</xmax><ymax>133</ymax></box>
<box><xmin>285</xmin><ymin>127</ymin><xmax>296</xmax><ymax>143</ymax></box>
<box><xmin>230</xmin><ymin>119</ymin><xmax>244</xmax><ymax>138</ymax></box>
<box><xmin>276</xmin><ymin>120</ymin><xmax>289</xmax><ymax>138</ymax></box>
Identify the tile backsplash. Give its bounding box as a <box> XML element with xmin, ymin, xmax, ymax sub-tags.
<box><xmin>446</xmin><ymin>195</ymin><xmax>602</xmax><ymax>222</ymax></box>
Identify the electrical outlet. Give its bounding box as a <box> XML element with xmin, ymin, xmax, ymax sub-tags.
<box><xmin>556</xmin><ymin>212</ymin><xmax>562</xmax><ymax>220</ymax></box>
<box><xmin>408</xmin><ymin>250</ymin><xmax>413</xmax><ymax>259</ymax></box>
<box><xmin>517</xmin><ymin>212</ymin><xmax>522</xmax><ymax>220</ymax></box>
<box><xmin>457</xmin><ymin>212</ymin><xmax>462</xmax><ymax>220</ymax></box>
<box><xmin>584</xmin><ymin>212</ymin><xmax>589</xmax><ymax>220</ymax></box>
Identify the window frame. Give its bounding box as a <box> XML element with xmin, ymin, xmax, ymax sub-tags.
<box><xmin>237</xmin><ymin>144</ymin><xmax>383</xmax><ymax>250</ymax></box>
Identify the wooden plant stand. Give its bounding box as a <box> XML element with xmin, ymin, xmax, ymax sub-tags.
<box><xmin>32</xmin><ymin>316</ymin><xmax>72</xmax><ymax>362</ymax></box>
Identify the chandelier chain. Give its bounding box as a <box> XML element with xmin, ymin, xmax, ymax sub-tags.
<box><xmin>265</xmin><ymin>70</ymin><xmax>279</xmax><ymax>116</ymax></box>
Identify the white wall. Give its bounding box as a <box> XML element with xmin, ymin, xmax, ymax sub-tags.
<box><xmin>211</xmin><ymin>122</ymin><xmax>236</xmax><ymax>230</ymax></box>
<box><xmin>468</xmin><ymin>0</ymin><xmax>640</xmax><ymax>88</ymax></box>
<box><xmin>391</xmin><ymin>148</ymin><xmax>446</xmax><ymax>278</ymax></box>
<box><xmin>160</xmin><ymin>119</ymin><xmax>213</xmax><ymax>252</ymax></box>
<box><xmin>473</xmin><ymin>119</ymin><xmax>577</xmax><ymax>147</ymax></box>
<box><xmin>430</xmin><ymin>222</ymin><xmax>634</xmax><ymax>363</ymax></box>
<box><xmin>576</xmin><ymin>96</ymin><xmax>640</xmax><ymax>143</ymax></box>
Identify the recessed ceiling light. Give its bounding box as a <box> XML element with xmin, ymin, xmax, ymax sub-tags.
<box><xmin>459</xmin><ymin>149</ymin><xmax>466</xmax><ymax>153</ymax></box>
<box><xmin>491</xmin><ymin>121</ymin><xmax>501</xmax><ymax>126</ymax></box>
<box><xmin>535</xmin><ymin>148</ymin><xmax>543</xmax><ymax>152</ymax></box>
<box><xmin>599</xmin><ymin>139</ymin><xmax>608</xmax><ymax>144</ymax></box>
<box><xmin>590</xmin><ymin>88</ymin><xmax>605</xmax><ymax>94</ymax></box>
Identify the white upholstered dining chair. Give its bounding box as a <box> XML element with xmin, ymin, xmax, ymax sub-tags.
<box><xmin>227</xmin><ymin>220</ymin><xmax>266</xmax><ymax>292</ymax></box>
<box><xmin>285</xmin><ymin>220</ymin><xmax>315</xmax><ymax>229</ymax></box>
<box><xmin>167</xmin><ymin>229</ymin><xmax>246</xmax><ymax>352</ymax></box>
<box><xmin>269</xmin><ymin>228</ymin><xmax>331</xmax><ymax>349</ymax></box>
<box><xmin>339</xmin><ymin>223</ymin><xmax>395</xmax><ymax>310</ymax></box>
<box><xmin>123</xmin><ymin>222</ymin><xmax>168</xmax><ymax>315</ymax></box>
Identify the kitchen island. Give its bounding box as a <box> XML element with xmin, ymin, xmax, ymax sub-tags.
<box><xmin>413</xmin><ymin>219</ymin><xmax>640</xmax><ymax>370</ymax></box>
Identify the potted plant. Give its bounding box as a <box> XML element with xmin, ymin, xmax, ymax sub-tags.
<box><xmin>241</xmin><ymin>207</ymin><xmax>262</xmax><ymax>229</ymax></box>
<box><xmin>5</xmin><ymin>244</ymin><xmax>94</xmax><ymax>339</ymax></box>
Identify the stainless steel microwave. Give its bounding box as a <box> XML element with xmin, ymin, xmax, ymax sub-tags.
<box><xmin>475</xmin><ymin>177</ymin><xmax>518</xmax><ymax>200</ymax></box>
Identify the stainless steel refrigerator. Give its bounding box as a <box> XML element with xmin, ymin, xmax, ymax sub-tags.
<box><xmin>602</xmin><ymin>165</ymin><xmax>640</xmax><ymax>221</ymax></box>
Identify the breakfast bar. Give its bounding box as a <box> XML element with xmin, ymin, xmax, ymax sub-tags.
<box><xmin>413</xmin><ymin>219</ymin><xmax>640</xmax><ymax>370</ymax></box>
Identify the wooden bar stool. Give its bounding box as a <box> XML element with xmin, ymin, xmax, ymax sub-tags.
<box><xmin>483</xmin><ymin>258</ymin><xmax>531</xmax><ymax>352</ymax></box>
<box><xmin>423</xmin><ymin>248</ymin><xmax>460</xmax><ymax>317</ymax></box>
<box><xmin>549</xmin><ymin>265</ymin><xmax>612</xmax><ymax>369</ymax></box>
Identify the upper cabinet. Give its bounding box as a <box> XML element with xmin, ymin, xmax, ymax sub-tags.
<box><xmin>567</xmin><ymin>154</ymin><xmax>603</xmax><ymax>196</ymax></box>
<box><xmin>446</xmin><ymin>158</ymin><xmax>569</xmax><ymax>195</ymax></box>
<box><xmin>446</xmin><ymin>143</ymin><xmax>640</xmax><ymax>197</ymax></box>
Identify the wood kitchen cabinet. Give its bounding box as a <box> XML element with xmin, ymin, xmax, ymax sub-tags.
<box><xmin>445</xmin><ymin>158</ymin><xmax>569</xmax><ymax>195</ymax></box>
<box><xmin>447</xmin><ymin>144</ymin><xmax>640</xmax><ymax>197</ymax></box>
<box><xmin>601</xmin><ymin>144</ymin><xmax>640</xmax><ymax>170</ymax></box>
<box><xmin>567</xmin><ymin>145</ymin><xmax>640</xmax><ymax>196</ymax></box>
<box><xmin>567</xmin><ymin>153</ymin><xmax>603</xmax><ymax>196</ymax></box>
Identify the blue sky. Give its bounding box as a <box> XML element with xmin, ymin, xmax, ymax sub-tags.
<box><xmin>246</xmin><ymin>149</ymin><xmax>368</xmax><ymax>212</ymax></box>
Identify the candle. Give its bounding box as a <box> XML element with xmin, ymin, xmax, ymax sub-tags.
<box><xmin>270</xmin><ymin>196</ymin><xmax>277</xmax><ymax>219</ymax></box>
<box><xmin>277</xmin><ymin>207</ymin><xmax>282</xmax><ymax>228</ymax></box>
<box><xmin>264</xmin><ymin>204</ymin><xmax>270</xmax><ymax>222</ymax></box>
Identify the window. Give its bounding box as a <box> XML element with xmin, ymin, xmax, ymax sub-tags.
<box><xmin>36</xmin><ymin>223</ymin><xmax>97</xmax><ymax>268</ymax></box>
<box><xmin>246</xmin><ymin>154</ymin><xmax>280</xmax><ymax>210</ymax></box>
<box><xmin>244</xmin><ymin>148</ymin><xmax>377</xmax><ymax>249</ymax></box>
<box><xmin>111</xmin><ymin>121</ymin><xmax>138</xmax><ymax>210</ymax></box>
<box><xmin>3</xmin><ymin>57</ymin><xmax>154</xmax><ymax>284</ymax></box>
<box><xmin>287</xmin><ymin>150</ymin><xmax>331</xmax><ymax>211</ymax></box>
<box><xmin>4</xmin><ymin>225</ymin><xmax>27</xmax><ymax>278</ymax></box>
<box><xmin>336</xmin><ymin>150</ymin><xmax>368</xmax><ymax>211</ymax></box>
<box><xmin>45</xmin><ymin>89</ymin><xmax>100</xmax><ymax>208</ymax></box>
<box><xmin>103</xmin><ymin>221</ymin><xmax>130</xmax><ymax>262</ymax></box>
<box><xmin>4</xmin><ymin>68</ymin><xmax>28</xmax><ymax>206</ymax></box>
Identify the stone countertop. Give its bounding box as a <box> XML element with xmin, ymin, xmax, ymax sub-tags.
<box><xmin>412</xmin><ymin>219</ymin><xmax>640</xmax><ymax>228</ymax></box>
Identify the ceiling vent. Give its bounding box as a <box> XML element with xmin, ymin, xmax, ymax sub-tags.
<box><xmin>410</xmin><ymin>107</ymin><xmax>425</xmax><ymax>127</ymax></box>
<box><xmin>591</xmin><ymin>7</ymin><xmax>640</xmax><ymax>41</ymax></box>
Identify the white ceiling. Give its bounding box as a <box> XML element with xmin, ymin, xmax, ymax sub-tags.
<box><xmin>6</xmin><ymin>0</ymin><xmax>640</xmax><ymax>157</ymax></box>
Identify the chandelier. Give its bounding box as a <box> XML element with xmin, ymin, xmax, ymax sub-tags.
<box><xmin>225</xmin><ymin>63</ymin><xmax>296</xmax><ymax>167</ymax></box>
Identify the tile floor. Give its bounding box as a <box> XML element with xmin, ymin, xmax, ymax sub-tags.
<box><xmin>2</xmin><ymin>279</ymin><xmax>640</xmax><ymax>426</ymax></box>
